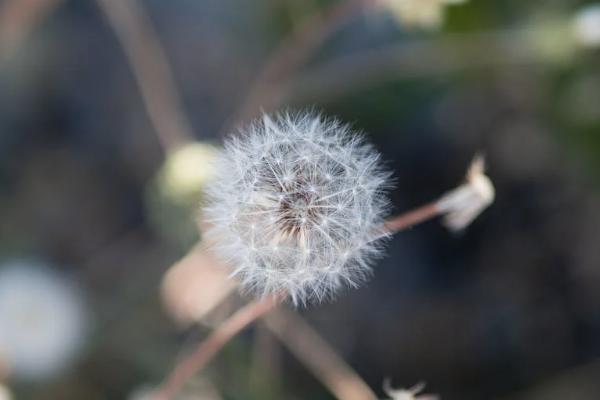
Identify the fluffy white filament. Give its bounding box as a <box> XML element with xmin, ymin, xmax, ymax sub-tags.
<box><xmin>203</xmin><ymin>112</ymin><xmax>390</xmax><ymax>305</ymax></box>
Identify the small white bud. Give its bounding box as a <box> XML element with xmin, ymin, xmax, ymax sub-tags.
<box><xmin>157</xmin><ymin>141</ymin><xmax>219</xmax><ymax>204</ymax></box>
<box><xmin>435</xmin><ymin>155</ymin><xmax>494</xmax><ymax>231</ymax></box>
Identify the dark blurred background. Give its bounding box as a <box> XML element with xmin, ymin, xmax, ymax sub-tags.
<box><xmin>1</xmin><ymin>0</ymin><xmax>600</xmax><ymax>399</ymax></box>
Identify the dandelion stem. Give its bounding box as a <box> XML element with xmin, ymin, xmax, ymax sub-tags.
<box><xmin>265</xmin><ymin>308</ymin><xmax>378</xmax><ymax>400</ymax></box>
<box><xmin>154</xmin><ymin>295</ymin><xmax>280</xmax><ymax>400</ymax></box>
<box><xmin>383</xmin><ymin>201</ymin><xmax>441</xmax><ymax>235</ymax></box>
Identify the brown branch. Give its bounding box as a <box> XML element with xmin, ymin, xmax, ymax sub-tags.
<box><xmin>228</xmin><ymin>0</ymin><xmax>375</xmax><ymax>129</ymax></box>
<box><xmin>154</xmin><ymin>295</ymin><xmax>280</xmax><ymax>400</ymax></box>
<box><xmin>265</xmin><ymin>308</ymin><xmax>378</xmax><ymax>400</ymax></box>
<box><xmin>95</xmin><ymin>0</ymin><xmax>194</xmax><ymax>153</ymax></box>
<box><xmin>383</xmin><ymin>201</ymin><xmax>441</xmax><ymax>234</ymax></box>
<box><xmin>0</xmin><ymin>0</ymin><xmax>63</xmax><ymax>62</ymax></box>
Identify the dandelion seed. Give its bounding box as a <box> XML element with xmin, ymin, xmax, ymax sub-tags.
<box><xmin>203</xmin><ymin>112</ymin><xmax>391</xmax><ymax>305</ymax></box>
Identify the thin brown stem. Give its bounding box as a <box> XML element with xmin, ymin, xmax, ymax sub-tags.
<box><xmin>265</xmin><ymin>308</ymin><xmax>378</xmax><ymax>400</ymax></box>
<box><xmin>228</xmin><ymin>0</ymin><xmax>375</xmax><ymax>129</ymax></box>
<box><xmin>155</xmin><ymin>295</ymin><xmax>280</xmax><ymax>400</ymax></box>
<box><xmin>95</xmin><ymin>0</ymin><xmax>194</xmax><ymax>153</ymax></box>
<box><xmin>0</xmin><ymin>0</ymin><xmax>62</xmax><ymax>62</ymax></box>
<box><xmin>383</xmin><ymin>201</ymin><xmax>441</xmax><ymax>235</ymax></box>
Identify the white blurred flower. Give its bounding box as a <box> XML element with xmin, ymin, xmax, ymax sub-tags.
<box><xmin>0</xmin><ymin>261</ymin><xmax>88</xmax><ymax>381</ymax></box>
<box><xmin>204</xmin><ymin>112</ymin><xmax>391</xmax><ymax>305</ymax></box>
<box><xmin>0</xmin><ymin>383</ymin><xmax>12</xmax><ymax>400</ymax></box>
<box><xmin>146</xmin><ymin>141</ymin><xmax>220</xmax><ymax>248</ymax></box>
<box><xmin>436</xmin><ymin>155</ymin><xmax>494</xmax><ymax>231</ymax></box>
<box><xmin>573</xmin><ymin>4</ymin><xmax>600</xmax><ymax>47</ymax></box>
<box><xmin>382</xmin><ymin>0</ymin><xmax>467</xmax><ymax>30</ymax></box>
<box><xmin>383</xmin><ymin>380</ymin><xmax>439</xmax><ymax>400</ymax></box>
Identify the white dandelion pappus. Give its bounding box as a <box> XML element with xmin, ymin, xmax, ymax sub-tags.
<box><xmin>203</xmin><ymin>112</ymin><xmax>390</xmax><ymax>305</ymax></box>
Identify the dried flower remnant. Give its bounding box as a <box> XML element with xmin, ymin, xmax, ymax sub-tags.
<box><xmin>435</xmin><ymin>155</ymin><xmax>494</xmax><ymax>231</ymax></box>
<box><xmin>381</xmin><ymin>0</ymin><xmax>467</xmax><ymax>30</ymax></box>
<box><xmin>380</xmin><ymin>154</ymin><xmax>494</xmax><ymax>236</ymax></box>
<box><xmin>383</xmin><ymin>380</ymin><xmax>439</xmax><ymax>400</ymax></box>
<box><xmin>203</xmin><ymin>112</ymin><xmax>390</xmax><ymax>305</ymax></box>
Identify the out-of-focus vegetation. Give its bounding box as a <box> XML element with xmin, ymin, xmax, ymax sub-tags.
<box><xmin>1</xmin><ymin>0</ymin><xmax>600</xmax><ymax>399</ymax></box>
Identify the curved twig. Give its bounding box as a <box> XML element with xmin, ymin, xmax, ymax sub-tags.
<box><xmin>96</xmin><ymin>0</ymin><xmax>194</xmax><ymax>152</ymax></box>
<box><xmin>226</xmin><ymin>0</ymin><xmax>375</xmax><ymax>130</ymax></box>
<box><xmin>154</xmin><ymin>295</ymin><xmax>280</xmax><ymax>400</ymax></box>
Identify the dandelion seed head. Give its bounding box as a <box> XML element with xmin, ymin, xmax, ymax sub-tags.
<box><xmin>203</xmin><ymin>112</ymin><xmax>390</xmax><ymax>305</ymax></box>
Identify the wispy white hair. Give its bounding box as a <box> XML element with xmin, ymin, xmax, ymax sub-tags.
<box><xmin>203</xmin><ymin>112</ymin><xmax>391</xmax><ymax>305</ymax></box>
